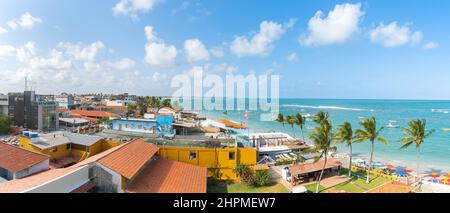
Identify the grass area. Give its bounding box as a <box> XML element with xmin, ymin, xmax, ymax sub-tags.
<box><xmin>303</xmin><ymin>169</ymin><xmax>390</xmax><ymax>193</ymax></box>
<box><xmin>304</xmin><ymin>183</ymin><xmax>326</xmax><ymax>193</ymax></box>
<box><xmin>207</xmin><ymin>180</ymin><xmax>289</xmax><ymax>193</ymax></box>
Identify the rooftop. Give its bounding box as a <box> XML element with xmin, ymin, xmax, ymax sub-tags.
<box><xmin>125</xmin><ymin>157</ymin><xmax>207</xmax><ymax>193</ymax></box>
<box><xmin>0</xmin><ymin>143</ymin><xmax>49</xmax><ymax>173</ymax></box>
<box><xmin>28</xmin><ymin>132</ymin><xmax>104</xmax><ymax>149</ymax></box>
<box><xmin>59</xmin><ymin>117</ymin><xmax>90</xmax><ymax>125</ymax></box>
<box><xmin>290</xmin><ymin>158</ymin><xmax>342</xmax><ymax>176</ymax></box>
<box><xmin>97</xmin><ymin>139</ymin><xmax>159</xmax><ymax>179</ymax></box>
<box><xmin>70</xmin><ymin>109</ymin><xmax>118</xmax><ymax>118</ymax></box>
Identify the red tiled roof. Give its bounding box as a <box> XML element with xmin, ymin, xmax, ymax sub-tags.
<box><xmin>0</xmin><ymin>143</ymin><xmax>49</xmax><ymax>173</ymax></box>
<box><xmin>70</xmin><ymin>110</ymin><xmax>118</xmax><ymax>118</ymax></box>
<box><xmin>125</xmin><ymin>157</ymin><xmax>207</xmax><ymax>193</ymax></box>
<box><xmin>97</xmin><ymin>139</ymin><xmax>159</xmax><ymax>179</ymax></box>
<box><xmin>290</xmin><ymin>158</ymin><xmax>342</xmax><ymax>176</ymax></box>
<box><xmin>59</xmin><ymin>108</ymin><xmax>69</xmax><ymax>113</ymax></box>
<box><xmin>79</xmin><ymin>116</ymin><xmax>98</xmax><ymax>122</ymax></box>
<box><xmin>0</xmin><ymin>167</ymin><xmax>77</xmax><ymax>193</ymax></box>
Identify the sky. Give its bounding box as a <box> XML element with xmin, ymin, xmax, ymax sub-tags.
<box><xmin>0</xmin><ymin>0</ymin><xmax>449</xmax><ymax>100</ymax></box>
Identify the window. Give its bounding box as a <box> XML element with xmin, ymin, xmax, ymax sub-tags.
<box><xmin>189</xmin><ymin>151</ymin><xmax>197</xmax><ymax>160</ymax></box>
<box><xmin>229</xmin><ymin>151</ymin><xmax>236</xmax><ymax>160</ymax></box>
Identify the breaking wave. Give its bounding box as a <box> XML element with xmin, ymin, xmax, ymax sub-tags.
<box><xmin>282</xmin><ymin>104</ymin><xmax>374</xmax><ymax>112</ymax></box>
<box><xmin>431</xmin><ymin>109</ymin><xmax>450</xmax><ymax>114</ymax></box>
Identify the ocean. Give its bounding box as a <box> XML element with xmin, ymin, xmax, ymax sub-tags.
<box><xmin>199</xmin><ymin>99</ymin><xmax>450</xmax><ymax>173</ymax></box>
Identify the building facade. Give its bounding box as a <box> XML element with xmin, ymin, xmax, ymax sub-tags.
<box><xmin>8</xmin><ymin>91</ymin><xmax>59</xmax><ymax>131</ymax></box>
<box><xmin>0</xmin><ymin>94</ymin><xmax>8</xmax><ymax>116</ymax></box>
<box><xmin>55</xmin><ymin>93</ymin><xmax>74</xmax><ymax>109</ymax></box>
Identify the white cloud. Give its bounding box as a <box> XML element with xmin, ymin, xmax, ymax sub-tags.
<box><xmin>56</xmin><ymin>41</ymin><xmax>105</xmax><ymax>61</ymax></box>
<box><xmin>0</xmin><ymin>27</ymin><xmax>7</xmax><ymax>35</ymax></box>
<box><xmin>0</xmin><ymin>45</ymin><xmax>17</xmax><ymax>58</ymax></box>
<box><xmin>230</xmin><ymin>19</ymin><xmax>296</xmax><ymax>57</ymax></box>
<box><xmin>8</xmin><ymin>12</ymin><xmax>42</xmax><ymax>30</ymax></box>
<box><xmin>109</xmin><ymin>58</ymin><xmax>135</xmax><ymax>70</ymax></box>
<box><xmin>210</xmin><ymin>46</ymin><xmax>224</xmax><ymax>58</ymax></box>
<box><xmin>184</xmin><ymin>38</ymin><xmax>210</xmax><ymax>62</ymax></box>
<box><xmin>0</xmin><ymin>41</ymin><xmax>144</xmax><ymax>93</ymax></box>
<box><xmin>369</xmin><ymin>22</ymin><xmax>423</xmax><ymax>47</ymax></box>
<box><xmin>287</xmin><ymin>52</ymin><xmax>298</xmax><ymax>61</ymax></box>
<box><xmin>113</xmin><ymin>0</ymin><xmax>161</xmax><ymax>19</ymax></box>
<box><xmin>423</xmin><ymin>41</ymin><xmax>439</xmax><ymax>50</ymax></box>
<box><xmin>143</xmin><ymin>25</ymin><xmax>178</xmax><ymax>67</ymax></box>
<box><xmin>300</xmin><ymin>3</ymin><xmax>364</xmax><ymax>46</ymax></box>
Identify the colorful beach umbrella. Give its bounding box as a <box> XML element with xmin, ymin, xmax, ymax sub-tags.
<box><xmin>429</xmin><ymin>173</ymin><xmax>440</xmax><ymax>178</ymax></box>
<box><xmin>386</xmin><ymin>165</ymin><xmax>395</xmax><ymax>170</ymax></box>
<box><xmin>444</xmin><ymin>173</ymin><xmax>450</xmax><ymax>178</ymax></box>
<box><xmin>404</xmin><ymin>169</ymin><xmax>413</xmax><ymax>173</ymax></box>
<box><xmin>396</xmin><ymin>170</ymin><xmax>408</xmax><ymax>176</ymax></box>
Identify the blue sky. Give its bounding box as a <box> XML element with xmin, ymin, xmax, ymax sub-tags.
<box><xmin>0</xmin><ymin>0</ymin><xmax>449</xmax><ymax>99</ymax></box>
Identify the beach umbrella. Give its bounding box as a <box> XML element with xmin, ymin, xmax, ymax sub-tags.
<box><xmin>404</xmin><ymin>169</ymin><xmax>413</xmax><ymax>173</ymax></box>
<box><xmin>444</xmin><ymin>173</ymin><xmax>450</xmax><ymax>178</ymax></box>
<box><xmin>386</xmin><ymin>165</ymin><xmax>395</xmax><ymax>170</ymax></box>
<box><xmin>429</xmin><ymin>173</ymin><xmax>440</xmax><ymax>178</ymax></box>
<box><xmin>396</xmin><ymin>170</ymin><xmax>408</xmax><ymax>176</ymax></box>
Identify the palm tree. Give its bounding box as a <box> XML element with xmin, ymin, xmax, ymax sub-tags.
<box><xmin>275</xmin><ymin>113</ymin><xmax>286</xmax><ymax>129</ymax></box>
<box><xmin>295</xmin><ymin>113</ymin><xmax>307</xmax><ymax>142</ymax></box>
<box><xmin>313</xmin><ymin>111</ymin><xmax>329</xmax><ymax>125</ymax></box>
<box><xmin>355</xmin><ymin>117</ymin><xmax>388</xmax><ymax>183</ymax></box>
<box><xmin>400</xmin><ymin>119</ymin><xmax>435</xmax><ymax>184</ymax></box>
<box><xmin>336</xmin><ymin>122</ymin><xmax>356</xmax><ymax>177</ymax></box>
<box><xmin>308</xmin><ymin>117</ymin><xmax>336</xmax><ymax>193</ymax></box>
<box><xmin>285</xmin><ymin>115</ymin><xmax>296</xmax><ymax>138</ymax></box>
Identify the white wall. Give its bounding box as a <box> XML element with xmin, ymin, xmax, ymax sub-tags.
<box><xmin>422</xmin><ymin>181</ymin><xmax>450</xmax><ymax>193</ymax></box>
<box><xmin>28</xmin><ymin>159</ymin><xmax>50</xmax><ymax>176</ymax></box>
<box><xmin>23</xmin><ymin>166</ymin><xmax>90</xmax><ymax>193</ymax></box>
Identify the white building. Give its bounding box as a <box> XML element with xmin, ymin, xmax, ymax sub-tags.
<box><xmin>0</xmin><ymin>94</ymin><xmax>8</xmax><ymax>116</ymax></box>
<box><xmin>55</xmin><ymin>93</ymin><xmax>74</xmax><ymax>109</ymax></box>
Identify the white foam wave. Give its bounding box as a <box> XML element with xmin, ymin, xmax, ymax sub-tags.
<box><xmin>283</xmin><ymin>104</ymin><xmax>373</xmax><ymax>112</ymax></box>
<box><xmin>431</xmin><ymin>109</ymin><xmax>449</xmax><ymax>114</ymax></box>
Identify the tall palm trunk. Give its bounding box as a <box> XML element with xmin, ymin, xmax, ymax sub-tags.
<box><xmin>417</xmin><ymin>146</ymin><xmax>421</xmax><ymax>184</ymax></box>
<box><xmin>367</xmin><ymin>141</ymin><xmax>374</xmax><ymax>183</ymax></box>
<box><xmin>349</xmin><ymin>145</ymin><xmax>352</xmax><ymax>177</ymax></box>
<box><xmin>292</xmin><ymin>126</ymin><xmax>295</xmax><ymax>138</ymax></box>
<box><xmin>300</xmin><ymin>127</ymin><xmax>305</xmax><ymax>143</ymax></box>
<box><xmin>316</xmin><ymin>154</ymin><xmax>327</xmax><ymax>193</ymax></box>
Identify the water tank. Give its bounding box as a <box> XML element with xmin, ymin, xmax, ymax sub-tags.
<box><xmin>23</xmin><ymin>131</ymin><xmax>30</xmax><ymax>137</ymax></box>
<box><xmin>29</xmin><ymin>132</ymin><xmax>39</xmax><ymax>138</ymax></box>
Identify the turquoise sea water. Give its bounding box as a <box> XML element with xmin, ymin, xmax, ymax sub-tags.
<box><xmin>199</xmin><ymin>99</ymin><xmax>450</xmax><ymax>172</ymax></box>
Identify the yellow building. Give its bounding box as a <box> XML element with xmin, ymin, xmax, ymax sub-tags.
<box><xmin>157</xmin><ymin>145</ymin><xmax>257</xmax><ymax>180</ymax></box>
<box><xmin>19</xmin><ymin>131</ymin><xmax>121</xmax><ymax>167</ymax></box>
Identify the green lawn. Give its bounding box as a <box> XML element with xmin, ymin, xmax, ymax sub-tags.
<box><xmin>207</xmin><ymin>180</ymin><xmax>289</xmax><ymax>193</ymax></box>
<box><xmin>302</xmin><ymin>169</ymin><xmax>390</xmax><ymax>193</ymax></box>
<box><xmin>304</xmin><ymin>183</ymin><xmax>326</xmax><ymax>193</ymax></box>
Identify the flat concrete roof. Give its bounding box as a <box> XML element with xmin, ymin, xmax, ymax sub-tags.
<box><xmin>29</xmin><ymin>132</ymin><xmax>103</xmax><ymax>149</ymax></box>
<box><xmin>59</xmin><ymin>117</ymin><xmax>90</xmax><ymax>124</ymax></box>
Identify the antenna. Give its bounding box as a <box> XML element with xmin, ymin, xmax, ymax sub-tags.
<box><xmin>25</xmin><ymin>76</ymin><xmax>28</xmax><ymax>91</ymax></box>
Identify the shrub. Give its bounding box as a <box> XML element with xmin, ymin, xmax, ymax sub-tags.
<box><xmin>0</xmin><ymin>116</ymin><xmax>11</xmax><ymax>135</ymax></box>
<box><xmin>253</xmin><ymin>170</ymin><xmax>270</xmax><ymax>187</ymax></box>
<box><xmin>234</xmin><ymin>163</ymin><xmax>271</xmax><ymax>187</ymax></box>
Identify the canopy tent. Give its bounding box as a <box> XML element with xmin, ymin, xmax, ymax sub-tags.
<box><xmin>396</xmin><ymin>170</ymin><xmax>408</xmax><ymax>176</ymax></box>
<box><xmin>429</xmin><ymin>173</ymin><xmax>440</xmax><ymax>178</ymax></box>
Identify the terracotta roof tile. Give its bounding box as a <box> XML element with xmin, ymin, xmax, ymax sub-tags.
<box><xmin>125</xmin><ymin>157</ymin><xmax>207</xmax><ymax>193</ymax></box>
<box><xmin>70</xmin><ymin>110</ymin><xmax>118</xmax><ymax>118</ymax></box>
<box><xmin>97</xmin><ymin>139</ymin><xmax>159</xmax><ymax>179</ymax></box>
<box><xmin>290</xmin><ymin>158</ymin><xmax>342</xmax><ymax>176</ymax></box>
<box><xmin>0</xmin><ymin>143</ymin><xmax>49</xmax><ymax>173</ymax></box>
